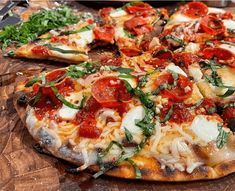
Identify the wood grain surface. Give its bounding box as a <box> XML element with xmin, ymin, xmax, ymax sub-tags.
<box><xmin>0</xmin><ymin>1</ymin><xmax>235</xmax><ymax>191</ymax></box>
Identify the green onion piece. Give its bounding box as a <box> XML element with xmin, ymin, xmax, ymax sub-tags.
<box><xmin>51</xmin><ymin>86</ymin><xmax>85</xmax><ymax>109</ymax></box>
<box><xmin>127</xmin><ymin>159</ymin><xmax>142</xmax><ymax>179</ymax></box>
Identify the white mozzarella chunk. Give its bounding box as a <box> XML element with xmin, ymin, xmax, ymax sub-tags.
<box><xmin>114</xmin><ymin>27</ymin><xmax>126</xmax><ymax>40</ymax></box>
<box><xmin>188</xmin><ymin>64</ymin><xmax>203</xmax><ymax>81</ymax></box>
<box><xmin>165</xmin><ymin>63</ymin><xmax>187</xmax><ymax>77</ymax></box>
<box><xmin>184</xmin><ymin>43</ymin><xmax>200</xmax><ymax>54</ymax></box>
<box><xmin>73</xmin><ymin>30</ymin><xmax>94</xmax><ymax>48</ymax></box>
<box><xmin>169</xmin><ymin>13</ymin><xmax>196</xmax><ymax>25</ymax></box>
<box><xmin>223</xmin><ymin>19</ymin><xmax>235</xmax><ymax>30</ymax></box>
<box><xmin>58</xmin><ymin>104</ymin><xmax>78</xmax><ymax>120</ymax></box>
<box><xmin>110</xmin><ymin>8</ymin><xmax>127</xmax><ymax>17</ymax></box>
<box><xmin>208</xmin><ymin>7</ymin><xmax>225</xmax><ymax>14</ymax></box>
<box><xmin>219</xmin><ymin>44</ymin><xmax>235</xmax><ymax>55</ymax></box>
<box><xmin>190</xmin><ymin>115</ymin><xmax>219</xmax><ymax>143</ymax></box>
<box><xmin>121</xmin><ymin>106</ymin><xmax>145</xmax><ymax>135</ymax></box>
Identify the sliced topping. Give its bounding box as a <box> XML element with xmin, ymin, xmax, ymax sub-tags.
<box><xmin>202</xmin><ymin>47</ymin><xmax>234</xmax><ymax>62</ymax></box>
<box><xmin>31</xmin><ymin>45</ymin><xmax>49</xmax><ymax>56</ymax></box>
<box><xmin>153</xmin><ymin>72</ymin><xmax>193</xmax><ymax>102</ymax></box>
<box><xmin>45</xmin><ymin>69</ymin><xmax>66</xmax><ymax>83</ymax></box>
<box><xmin>181</xmin><ymin>2</ymin><xmax>208</xmax><ymax>18</ymax></box>
<box><xmin>173</xmin><ymin>52</ymin><xmax>199</xmax><ymax>68</ymax></box>
<box><xmin>79</xmin><ymin>117</ymin><xmax>102</xmax><ymax>139</ymax></box>
<box><xmin>99</xmin><ymin>7</ymin><xmax>114</xmax><ymax>18</ymax></box>
<box><xmin>94</xmin><ymin>25</ymin><xmax>115</xmax><ymax>43</ymax></box>
<box><xmin>124</xmin><ymin>16</ymin><xmax>153</xmax><ymax>35</ymax></box>
<box><xmin>200</xmin><ymin>15</ymin><xmax>225</xmax><ymax>35</ymax></box>
<box><xmin>91</xmin><ymin>76</ymin><xmax>132</xmax><ymax>107</ymax></box>
<box><xmin>125</xmin><ymin>2</ymin><xmax>154</xmax><ymax>17</ymax></box>
<box><xmin>120</xmin><ymin>47</ymin><xmax>142</xmax><ymax>57</ymax></box>
<box><xmin>190</xmin><ymin>115</ymin><xmax>219</xmax><ymax>143</ymax></box>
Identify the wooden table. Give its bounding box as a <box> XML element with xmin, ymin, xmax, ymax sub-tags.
<box><xmin>0</xmin><ymin>1</ymin><xmax>235</xmax><ymax>191</ymax></box>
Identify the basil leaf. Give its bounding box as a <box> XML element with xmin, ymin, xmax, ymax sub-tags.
<box><xmin>118</xmin><ymin>74</ymin><xmax>134</xmax><ymax>79</ymax></box>
<box><xmin>124</xmin><ymin>29</ymin><xmax>135</xmax><ymax>39</ymax></box>
<box><xmin>161</xmin><ymin>104</ymin><xmax>174</xmax><ymax>123</ymax></box>
<box><xmin>138</xmin><ymin>75</ymin><xmax>148</xmax><ymax>88</ymax></box>
<box><xmin>124</xmin><ymin>80</ymin><xmax>134</xmax><ymax>93</ymax></box>
<box><xmin>51</xmin><ymin>86</ymin><xmax>85</xmax><ymax>109</ymax></box>
<box><xmin>165</xmin><ymin>35</ymin><xmax>184</xmax><ymax>46</ymax></box>
<box><xmin>134</xmin><ymin>88</ymin><xmax>154</xmax><ymax>109</ymax></box>
<box><xmin>25</xmin><ymin>76</ymin><xmax>41</xmax><ymax>87</ymax></box>
<box><xmin>110</xmin><ymin>66</ymin><xmax>133</xmax><ymax>74</ymax></box>
<box><xmin>216</xmin><ymin>124</ymin><xmax>229</xmax><ymax>149</ymax></box>
<box><xmin>124</xmin><ymin>127</ymin><xmax>133</xmax><ymax>143</ymax></box>
<box><xmin>219</xmin><ymin>89</ymin><xmax>235</xmax><ymax>98</ymax></box>
<box><xmin>127</xmin><ymin>159</ymin><xmax>142</xmax><ymax>179</ymax></box>
<box><xmin>44</xmin><ymin>44</ymin><xmax>84</xmax><ymax>54</ymax></box>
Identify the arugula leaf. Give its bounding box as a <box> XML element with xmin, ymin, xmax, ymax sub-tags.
<box><xmin>216</xmin><ymin>124</ymin><xmax>230</xmax><ymax>149</ymax></box>
<box><xmin>138</xmin><ymin>75</ymin><xmax>148</xmax><ymax>88</ymax></box>
<box><xmin>0</xmin><ymin>6</ymin><xmax>79</xmax><ymax>48</ymax></box>
<box><xmin>124</xmin><ymin>127</ymin><xmax>133</xmax><ymax>143</ymax></box>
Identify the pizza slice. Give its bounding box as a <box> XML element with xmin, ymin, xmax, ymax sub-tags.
<box><xmin>14</xmin><ymin>62</ymin><xmax>235</xmax><ymax>181</ymax></box>
<box><xmin>99</xmin><ymin>2</ymin><xmax>168</xmax><ymax>57</ymax></box>
<box><xmin>15</xmin><ymin>12</ymin><xmax>117</xmax><ymax>64</ymax></box>
<box><xmin>160</xmin><ymin>2</ymin><xmax>235</xmax><ymax>49</ymax></box>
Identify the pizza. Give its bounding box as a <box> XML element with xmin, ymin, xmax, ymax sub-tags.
<box><xmin>12</xmin><ymin>2</ymin><xmax>235</xmax><ymax>181</ymax></box>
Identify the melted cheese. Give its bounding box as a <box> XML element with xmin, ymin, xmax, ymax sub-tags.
<box><xmin>219</xmin><ymin>44</ymin><xmax>235</xmax><ymax>55</ymax></box>
<box><xmin>223</xmin><ymin>19</ymin><xmax>235</xmax><ymax>30</ymax></box>
<box><xmin>58</xmin><ymin>104</ymin><xmax>78</xmax><ymax>120</ymax></box>
<box><xmin>73</xmin><ymin>29</ymin><xmax>94</xmax><ymax>48</ymax></box>
<box><xmin>165</xmin><ymin>63</ymin><xmax>187</xmax><ymax>77</ymax></box>
<box><xmin>190</xmin><ymin>115</ymin><xmax>219</xmax><ymax>143</ymax></box>
<box><xmin>120</xmin><ymin>106</ymin><xmax>145</xmax><ymax>136</ymax></box>
<box><xmin>114</xmin><ymin>27</ymin><xmax>126</xmax><ymax>40</ymax></box>
<box><xmin>208</xmin><ymin>7</ymin><xmax>225</xmax><ymax>14</ymax></box>
<box><xmin>184</xmin><ymin>43</ymin><xmax>200</xmax><ymax>54</ymax></box>
<box><xmin>188</xmin><ymin>64</ymin><xmax>203</xmax><ymax>81</ymax></box>
<box><xmin>110</xmin><ymin>9</ymin><xmax>127</xmax><ymax>17</ymax></box>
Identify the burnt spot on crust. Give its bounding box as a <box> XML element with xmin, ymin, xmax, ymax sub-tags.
<box><xmin>139</xmin><ymin>168</ymin><xmax>152</xmax><ymax>177</ymax></box>
<box><xmin>38</xmin><ymin>128</ymin><xmax>54</xmax><ymax>146</ymax></box>
<box><xmin>163</xmin><ymin>166</ymin><xmax>176</xmax><ymax>177</ymax></box>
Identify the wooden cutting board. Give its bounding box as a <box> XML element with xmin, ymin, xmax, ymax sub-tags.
<box><xmin>0</xmin><ymin>1</ymin><xmax>235</xmax><ymax>191</ymax></box>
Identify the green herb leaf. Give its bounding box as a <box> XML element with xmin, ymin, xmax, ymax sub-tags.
<box><xmin>124</xmin><ymin>127</ymin><xmax>133</xmax><ymax>143</ymax></box>
<box><xmin>110</xmin><ymin>66</ymin><xmax>134</xmax><ymax>74</ymax></box>
<box><xmin>161</xmin><ymin>104</ymin><xmax>174</xmax><ymax>123</ymax></box>
<box><xmin>127</xmin><ymin>159</ymin><xmax>142</xmax><ymax>179</ymax></box>
<box><xmin>219</xmin><ymin>89</ymin><xmax>235</xmax><ymax>98</ymax></box>
<box><xmin>51</xmin><ymin>86</ymin><xmax>86</xmax><ymax>109</ymax></box>
<box><xmin>44</xmin><ymin>44</ymin><xmax>84</xmax><ymax>54</ymax></box>
<box><xmin>25</xmin><ymin>76</ymin><xmax>41</xmax><ymax>87</ymax></box>
<box><xmin>118</xmin><ymin>74</ymin><xmax>134</xmax><ymax>79</ymax></box>
<box><xmin>216</xmin><ymin>124</ymin><xmax>229</xmax><ymax>149</ymax></box>
<box><xmin>134</xmin><ymin>88</ymin><xmax>154</xmax><ymax>109</ymax></box>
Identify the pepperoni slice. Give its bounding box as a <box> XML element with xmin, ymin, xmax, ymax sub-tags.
<box><xmin>50</xmin><ymin>36</ymin><xmax>69</xmax><ymax>44</ymax></box>
<box><xmin>126</xmin><ymin>3</ymin><xmax>154</xmax><ymax>16</ymax></box>
<box><xmin>170</xmin><ymin>104</ymin><xmax>193</xmax><ymax>124</ymax></box>
<box><xmin>46</xmin><ymin>69</ymin><xmax>66</xmax><ymax>82</ymax></box>
<box><xmin>99</xmin><ymin>7</ymin><xmax>114</xmax><ymax>18</ymax></box>
<box><xmin>173</xmin><ymin>52</ymin><xmax>199</xmax><ymax>68</ymax></box>
<box><xmin>145</xmin><ymin>58</ymin><xmax>168</xmax><ymax>68</ymax></box>
<box><xmin>124</xmin><ymin>16</ymin><xmax>150</xmax><ymax>35</ymax></box>
<box><xmin>222</xmin><ymin>107</ymin><xmax>235</xmax><ymax>123</ymax></box>
<box><xmin>91</xmin><ymin>76</ymin><xmax>132</xmax><ymax>107</ymax></box>
<box><xmin>100</xmin><ymin>56</ymin><xmax>122</xmax><ymax>67</ymax></box>
<box><xmin>31</xmin><ymin>45</ymin><xmax>49</xmax><ymax>56</ymax></box>
<box><xmin>120</xmin><ymin>47</ymin><xmax>142</xmax><ymax>57</ymax></box>
<box><xmin>155</xmin><ymin>73</ymin><xmax>193</xmax><ymax>102</ymax></box>
<box><xmin>152</xmin><ymin>47</ymin><xmax>173</xmax><ymax>60</ymax></box>
<box><xmin>202</xmin><ymin>47</ymin><xmax>234</xmax><ymax>61</ymax></box>
<box><xmin>94</xmin><ymin>25</ymin><xmax>115</xmax><ymax>43</ymax></box>
<box><xmin>181</xmin><ymin>2</ymin><xmax>208</xmax><ymax>18</ymax></box>
<box><xmin>79</xmin><ymin>117</ymin><xmax>102</xmax><ymax>139</ymax></box>
<box><xmin>200</xmin><ymin>15</ymin><xmax>225</xmax><ymax>36</ymax></box>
